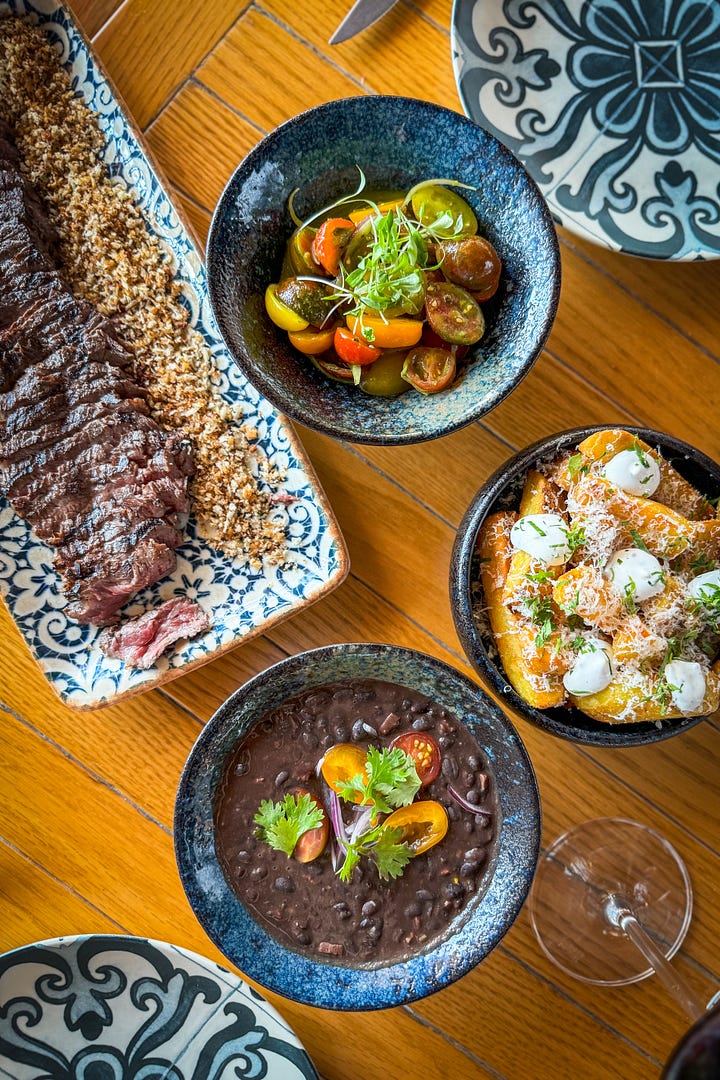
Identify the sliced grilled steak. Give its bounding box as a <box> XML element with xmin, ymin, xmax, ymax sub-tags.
<box><xmin>98</xmin><ymin>597</ymin><xmax>211</xmax><ymax>669</ymax></box>
<box><xmin>0</xmin><ymin>126</ymin><xmax>194</xmax><ymax>624</ymax></box>
<box><xmin>63</xmin><ymin>535</ymin><xmax>181</xmax><ymax>625</ymax></box>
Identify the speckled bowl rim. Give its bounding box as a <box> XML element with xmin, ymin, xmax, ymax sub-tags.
<box><xmin>206</xmin><ymin>95</ymin><xmax>561</xmax><ymax>446</ymax></box>
<box><xmin>174</xmin><ymin>643</ymin><xmax>541</xmax><ymax>1010</ymax></box>
<box><xmin>450</xmin><ymin>425</ymin><xmax>720</xmax><ymax>747</ymax></box>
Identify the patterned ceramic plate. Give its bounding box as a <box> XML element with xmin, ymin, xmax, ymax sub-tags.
<box><xmin>452</xmin><ymin>0</ymin><xmax>720</xmax><ymax>260</ymax></box>
<box><xmin>0</xmin><ymin>935</ymin><xmax>319</xmax><ymax>1079</ymax></box>
<box><xmin>0</xmin><ymin>1</ymin><xmax>348</xmax><ymax>708</ymax></box>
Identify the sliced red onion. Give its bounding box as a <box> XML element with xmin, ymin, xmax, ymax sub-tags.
<box><xmin>327</xmin><ymin>787</ymin><xmax>349</xmax><ymax>846</ymax></box>
<box><xmin>349</xmin><ymin>805</ymin><xmax>374</xmax><ymax>843</ymax></box>
<box><xmin>447</xmin><ymin>784</ymin><xmax>494</xmax><ymax>817</ymax></box>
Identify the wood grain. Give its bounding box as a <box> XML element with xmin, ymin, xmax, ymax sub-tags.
<box><xmin>2</xmin><ymin>2</ymin><xmax>720</xmax><ymax>1079</ymax></box>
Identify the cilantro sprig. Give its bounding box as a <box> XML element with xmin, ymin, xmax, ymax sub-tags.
<box><xmin>338</xmin><ymin>823</ymin><xmax>412</xmax><ymax>883</ymax></box>
<box><xmin>254</xmin><ymin>792</ymin><xmax>324</xmax><ymax>858</ymax></box>
<box><xmin>336</xmin><ymin>744</ymin><xmax>421</xmax><ymax>815</ymax></box>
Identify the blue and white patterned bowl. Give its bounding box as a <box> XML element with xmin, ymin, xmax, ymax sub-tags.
<box><xmin>174</xmin><ymin>643</ymin><xmax>541</xmax><ymax>1010</ymax></box>
<box><xmin>450</xmin><ymin>425</ymin><xmax>720</xmax><ymax>747</ymax></box>
<box><xmin>0</xmin><ymin>1</ymin><xmax>348</xmax><ymax>708</ymax></box>
<box><xmin>206</xmin><ymin>95</ymin><xmax>560</xmax><ymax>445</ymax></box>
<box><xmin>0</xmin><ymin>935</ymin><xmax>318</xmax><ymax>1079</ymax></box>
<box><xmin>453</xmin><ymin>0</ymin><xmax>720</xmax><ymax>260</ymax></box>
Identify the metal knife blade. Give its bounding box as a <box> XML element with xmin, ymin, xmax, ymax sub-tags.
<box><xmin>329</xmin><ymin>0</ymin><xmax>400</xmax><ymax>44</ymax></box>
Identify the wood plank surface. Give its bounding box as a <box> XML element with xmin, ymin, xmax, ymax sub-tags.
<box><xmin>2</xmin><ymin>2</ymin><xmax>719</xmax><ymax>1079</ymax></box>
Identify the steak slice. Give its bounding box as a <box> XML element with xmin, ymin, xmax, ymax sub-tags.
<box><xmin>21</xmin><ymin>447</ymin><xmax>192</xmax><ymax>544</ymax></box>
<box><xmin>1</xmin><ymin>334</ymin><xmax>132</xmax><ymax>413</ymax></box>
<box><xmin>2</xmin><ymin>371</ymin><xmax>149</xmax><ymax>440</ymax></box>
<box><xmin>98</xmin><ymin>598</ymin><xmax>211</xmax><ymax>669</ymax></box>
<box><xmin>1</xmin><ymin>397</ymin><xmax>151</xmax><ymax>466</ymax></box>
<box><xmin>63</xmin><ymin>534</ymin><xmax>181</xmax><ymax>625</ymax></box>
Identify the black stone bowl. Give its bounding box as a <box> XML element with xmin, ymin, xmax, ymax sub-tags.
<box><xmin>174</xmin><ymin>643</ymin><xmax>541</xmax><ymax>1009</ymax></box>
<box><xmin>206</xmin><ymin>95</ymin><xmax>560</xmax><ymax>445</ymax></box>
<box><xmin>450</xmin><ymin>425</ymin><xmax>720</xmax><ymax>747</ymax></box>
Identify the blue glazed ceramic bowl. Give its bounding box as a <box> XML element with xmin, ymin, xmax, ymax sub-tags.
<box><xmin>174</xmin><ymin>643</ymin><xmax>541</xmax><ymax>1009</ymax></box>
<box><xmin>206</xmin><ymin>96</ymin><xmax>560</xmax><ymax>445</ymax></box>
<box><xmin>450</xmin><ymin>426</ymin><xmax>720</xmax><ymax>747</ymax></box>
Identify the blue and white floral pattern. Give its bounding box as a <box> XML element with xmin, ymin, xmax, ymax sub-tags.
<box><xmin>0</xmin><ymin>1</ymin><xmax>348</xmax><ymax>707</ymax></box>
<box><xmin>0</xmin><ymin>936</ymin><xmax>319</xmax><ymax>1079</ymax></box>
<box><xmin>453</xmin><ymin>0</ymin><xmax>720</xmax><ymax>259</ymax></box>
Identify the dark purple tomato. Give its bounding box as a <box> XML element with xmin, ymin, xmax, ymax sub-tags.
<box><xmin>401</xmin><ymin>347</ymin><xmax>456</xmax><ymax>394</ymax></box>
<box><xmin>439</xmin><ymin>236</ymin><xmax>501</xmax><ymax>299</ymax></box>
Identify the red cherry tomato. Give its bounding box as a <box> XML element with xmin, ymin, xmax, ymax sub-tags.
<box><xmin>333</xmin><ymin>326</ymin><xmax>382</xmax><ymax>366</ymax></box>
<box><xmin>382</xmin><ymin>800</ymin><xmax>448</xmax><ymax>855</ymax></box>
<box><xmin>312</xmin><ymin>217</ymin><xmax>354</xmax><ymax>276</ymax></box>
<box><xmin>391</xmin><ymin>732</ymin><xmax>441</xmax><ymax>786</ymax></box>
<box><xmin>401</xmin><ymin>347</ymin><xmax>456</xmax><ymax>395</ymax></box>
<box><xmin>293</xmin><ymin>790</ymin><xmax>329</xmax><ymax>863</ymax></box>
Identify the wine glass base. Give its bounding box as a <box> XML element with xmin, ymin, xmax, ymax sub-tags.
<box><xmin>530</xmin><ymin>817</ymin><xmax>692</xmax><ymax>987</ymax></box>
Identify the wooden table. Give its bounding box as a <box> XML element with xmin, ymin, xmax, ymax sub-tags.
<box><xmin>2</xmin><ymin>2</ymin><xmax>720</xmax><ymax>1077</ymax></box>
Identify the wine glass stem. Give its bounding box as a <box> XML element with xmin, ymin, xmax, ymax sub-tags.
<box><xmin>617</xmin><ymin>910</ymin><xmax>705</xmax><ymax>1022</ymax></box>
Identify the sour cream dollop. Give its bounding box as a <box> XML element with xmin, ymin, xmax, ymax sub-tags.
<box><xmin>563</xmin><ymin>638</ymin><xmax>615</xmax><ymax>697</ymax></box>
<box><xmin>688</xmin><ymin>569</ymin><xmax>720</xmax><ymax>601</ymax></box>
<box><xmin>602</xmin><ymin>448</ymin><xmax>661</xmax><ymax>496</ymax></box>
<box><xmin>510</xmin><ymin>514</ymin><xmax>571</xmax><ymax>566</ymax></box>
<box><xmin>663</xmin><ymin>659</ymin><xmax>707</xmax><ymax>714</ymax></box>
<box><xmin>604</xmin><ymin>547</ymin><xmax>666</xmax><ymax>603</ymax></box>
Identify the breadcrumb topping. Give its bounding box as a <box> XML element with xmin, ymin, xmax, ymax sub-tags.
<box><xmin>0</xmin><ymin>14</ymin><xmax>286</xmax><ymax>567</ymax></box>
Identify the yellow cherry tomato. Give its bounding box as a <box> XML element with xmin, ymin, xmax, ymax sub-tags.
<box><xmin>382</xmin><ymin>800</ymin><xmax>448</xmax><ymax>855</ymax></box>
<box><xmin>347</xmin><ymin>199</ymin><xmax>403</xmax><ymax>224</ymax></box>
<box><xmin>321</xmin><ymin>743</ymin><xmax>369</xmax><ymax>804</ymax></box>
<box><xmin>347</xmin><ymin>313</ymin><xmax>423</xmax><ymax>349</ymax></box>
<box><xmin>265</xmin><ymin>283</ymin><xmax>309</xmax><ymax>332</ymax></box>
<box><xmin>288</xmin><ymin>326</ymin><xmax>336</xmax><ymax>355</ymax></box>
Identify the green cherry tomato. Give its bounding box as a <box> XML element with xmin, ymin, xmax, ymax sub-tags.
<box><xmin>288</xmin><ymin>226</ymin><xmax>321</xmax><ymax>275</ymax></box>
<box><xmin>401</xmin><ymin>347</ymin><xmax>456</xmax><ymax>395</ymax></box>
<box><xmin>359</xmin><ymin>349</ymin><xmax>412</xmax><ymax>397</ymax></box>
<box><xmin>265</xmin><ymin>283</ymin><xmax>308</xmax><ymax>332</ymax></box>
<box><xmin>275</xmin><ymin>277</ymin><xmax>334</xmax><ymax>328</ymax></box>
<box><xmin>410</xmin><ymin>184</ymin><xmax>478</xmax><ymax>239</ymax></box>
<box><xmin>424</xmin><ymin>282</ymin><xmax>485</xmax><ymax>345</ymax></box>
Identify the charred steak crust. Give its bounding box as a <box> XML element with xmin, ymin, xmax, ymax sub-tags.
<box><xmin>0</xmin><ymin>123</ymin><xmax>194</xmax><ymax>625</ymax></box>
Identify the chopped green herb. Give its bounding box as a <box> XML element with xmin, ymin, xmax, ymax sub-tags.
<box><xmin>622</xmin><ymin>578</ymin><xmax>638</xmax><ymax>613</ymax></box>
<box><xmin>254</xmin><ymin>793</ymin><xmax>324</xmax><ymax>858</ymax></box>
<box><xmin>563</xmin><ymin>524</ymin><xmax>586</xmax><ymax>554</ymax></box>
<box><xmin>690</xmin><ymin>552</ymin><xmax>717</xmax><ymax>573</ymax></box>
<box><xmin>525</xmin><ymin>569</ymin><xmax>555</xmax><ymax>584</ymax></box>
<box><xmin>632</xmin><ymin>438</ymin><xmax>651</xmax><ymax>469</ymax></box>
<box><xmin>566</xmin><ymin>453</ymin><xmax>587</xmax><ymax>479</ymax></box>
<box><xmin>528</xmin><ymin>520</ymin><xmax>547</xmax><ymax>537</ymax></box>
<box><xmin>629</xmin><ymin>528</ymin><xmax>649</xmax><ymax>553</ymax></box>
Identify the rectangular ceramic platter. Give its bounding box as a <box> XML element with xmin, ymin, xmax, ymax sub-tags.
<box><xmin>0</xmin><ymin>0</ymin><xmax>348</xmax><ymax>708</ymax></box>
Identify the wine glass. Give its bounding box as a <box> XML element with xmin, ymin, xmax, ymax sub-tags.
<box><xmin>529</xmin><ymin>818</ymin><xmax>719</xmax><ymax>1077</ymax></box>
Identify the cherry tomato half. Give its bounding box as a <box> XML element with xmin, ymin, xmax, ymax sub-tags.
<box><xmin>409</xmin><ymin>184</ymin><xmax>477</xmax><ymax>239</ymax></box>
<box><xmin>321</xmin><ymin>743</ymin><xmax>368</xmax><ymax>803</ymax></box>
<box><xmin>334</xmin><ymin>326</ymin><xmax>382</xmax><ymax>366</ymax></box>
<box><xmin>390</xmin><ymin>732</ymin><xmax>441</xmax><ymax>786</ymax></box>
<box><xmin>309</xmin><ymin>355</ymin><xmax>354</xmax><ymax>383</ymax></box>
<box><xmin>312</xmin><ymin>217</ymin><xmax>354</xmax><ymax>276</ymax></box>
<box><xmin>402</xmin><ymin>347</ymin><xmax>456</xmax><ymax>395</ymax></box>
<box><xmin>265</xmin><ymin>283</ymin><xmax>308</xmax><ymax>332</ymax></box>
<box><xmin>424</xmin><ymin>282</ymin><xmax>485</xmax><ymax>346</ymax></box>
<box><xmin>382</xmin><ymin>800</ymin><xmax>448</xmax><ymax>856</ymax></box>
<box><xmin>347</xmin><ymin>313</ymin><xmax>423</xmax><ymax>350</ymax></box>
<box><xmin>288</xmin><ymin>226</ymin><xmax>321</xmax><ymax>276</ymax></box>
<box><xmin>288</xmin><ymin>326</ymin><xmax>336</xmax><ymax>355</ymax></box>
<box><xmin>293</xmin><ymin>790</ymin><xmax>329</xmax><ymax>863</ymax></box>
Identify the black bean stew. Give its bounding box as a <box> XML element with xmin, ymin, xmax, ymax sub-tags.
<box><xmin>214</xmin><ymin>678</ymin><xmax>497</xmax><ymax>966</ymax></box>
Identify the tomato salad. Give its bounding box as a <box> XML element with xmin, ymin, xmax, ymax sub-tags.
<box><xmin>265</xmin><ymin>172</ymin><xmax>502</xmax><ymax>396</ymax></box>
